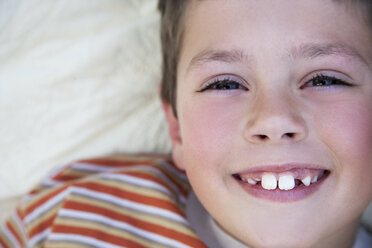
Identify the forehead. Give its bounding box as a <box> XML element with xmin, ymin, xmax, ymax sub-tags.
<box><xmin>178</xmin><ymin>0</ymin><xmax>372</xmax><ymax>76</ymax></box>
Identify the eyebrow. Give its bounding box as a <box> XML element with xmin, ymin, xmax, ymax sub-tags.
<box><xmin>186</xmin><ymin>43</ymin><xmax>368</xmax><ymax>73</ymax></box>
<box><xmin>289</xmin><ymin>43</ymin><xmax>368</xmax><ymax>65</ymax></box>
<box><xmin>187</xmin><ymin>49</ymin><xmax>253</xmax><ymax>73</ymax></box>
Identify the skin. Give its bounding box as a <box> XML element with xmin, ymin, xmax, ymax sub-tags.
<box><xmin>163</xmin><ymin>0</ymin><xmax>372</xmax><ymax>247</ymax></box>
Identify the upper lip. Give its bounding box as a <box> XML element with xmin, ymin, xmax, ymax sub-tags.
<box><xmin>234</xmin><ymin>163</ymin><xmax>329</xmax><ymax>175</ymax></box>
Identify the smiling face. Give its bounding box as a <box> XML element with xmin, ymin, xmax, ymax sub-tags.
<box><xmin>163</xmin><ymin>0</ymin><xmax>372</xmax><ymax>247</ymax></box>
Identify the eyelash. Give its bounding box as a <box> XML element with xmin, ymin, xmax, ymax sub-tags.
<box><xmin>197</xmin><ymin>77</ymin><xmax>248</xmax><ymax>92</ymax></box>
<box><xmin>301</xmin><ymin>74</ymin><xmax>353</xmax><ymax>89</ymax></box>
<box><xmin>197</xmin><ymin>73</ymin><xmax>352</xmax><ymax>93</ymax></box>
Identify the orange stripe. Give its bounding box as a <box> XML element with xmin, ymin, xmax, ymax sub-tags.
<box><xmin>62</xmin><ymin>200</ymin><xmax>207</xmax><ymax>247</ymax></box>
<box><xmin>52</xmin><ymin>224</ymin><xmax>147</xmax><ymax>248</ymax></box>
<box><xmin>6</xmin><ymin>221</ymin><xmax>22</xmax><ymax>246</ymax></box>
<box><xmin>29</xmin><ymin>189</ymin><xmax>41</xmax><ymax>195</ymax></box>
<box><xmin>0</xmin><ymin>236</ymin><xmax>10</xmax><ymax>248</ymax></box>
<box><xmin>51</xmin><ymin>164</ymin><xmax>74</xmax><ymax>182</ymax></box>
<box><xmin>76</xmin><ymin>182</ymin><xmax>182</xmax><ymax>215</ymax></box>
<box><xmin>25</xmin><ymin>185</ymin><xmax>68</xmax><ymax>216</ymax></box>
<box><xmin>29</xmin><ymin>213</ymin><xmax>56</xmax><ymax>239</ymax></box>
<box><xmin>52</xmin><ymin>174</ymin><xmax>83</xmax><ymax>181</ymax></box>
<box><xmin>16</xmin><ymin>208</ymin><xmax>25</xmax><ymax>223</ymax></box>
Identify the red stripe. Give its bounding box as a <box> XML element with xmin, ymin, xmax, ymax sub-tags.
<box><xmin>62</xmin><ymin>200</ymin><xmax>207</xmax><ymax>247</ymax></box>
<box><xmin>76</xmin><ymin>181</ymin><xmax>182</xmax><ymax>215</ymax></box>
<box><xmin>6</xmin><ymin>221</ymin><xmax>22</xmax><ymax>246</ymax></box>
<box><xmin>25</xmin><ymin>185</ymin><xmax>68</xmax><ymax>216</ymax></box>
<box><xmin>52</xmin><ymin>174</ymin><xmax>83</xmax><ymax>181</ymax></box>
<box><xmin>29</xmin><ymin>213</ymin><xmax>57</xmax><ymax>239</ymax></box>
<box><xmin>51</xmin><ymin>164</ymin><xmax>74</xmax><ymax>182</ymax></box>
<box><xmin>0</xmin><ymin>236</ymin><xmax>9</xmax><ymax>248</ymax></box>
<box><xmin>52</xmin><ymin>224</ymin><xmax>147</xmax><ymax>248</ymax></box>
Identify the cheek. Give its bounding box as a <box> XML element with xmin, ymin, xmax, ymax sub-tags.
<box><xmin>180</xmin><ymin>99</ymin><xmax>244</xmax><ymax>166</ymax></box>
<box><xmin>315</xmin><ymin>100</ymin><xmax>372</xmax><ymax>179</ymax></box>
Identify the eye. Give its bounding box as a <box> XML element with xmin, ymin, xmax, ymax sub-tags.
<box><xmin>197</xmin><ymin>78</ymin><xmax>248</xmax><ymax>92</ymax></box>
<box><xmin>301</xmin><ymin>74</ymin><xmax>353</xmax><ymax>89</ymax></box>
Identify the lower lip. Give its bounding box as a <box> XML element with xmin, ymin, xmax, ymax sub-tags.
<box><xmin>235</xmin><ymin>173</ymin><xmax>329</xmax><ymax>202</ymax></box>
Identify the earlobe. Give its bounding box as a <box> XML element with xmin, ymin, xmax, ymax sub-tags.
<box><xmin>162</xmin><ymin>102</ymin><xmax>185</xmax><ymax>170</ymax></box>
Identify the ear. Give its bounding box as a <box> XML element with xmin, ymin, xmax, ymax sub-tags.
<box><xmin>162</xmin><ymin>101</ymin><xmax>185</xmax><ymax>171</ymax></box>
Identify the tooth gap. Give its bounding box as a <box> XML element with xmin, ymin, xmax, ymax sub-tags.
<box><xmin>233</xmin><ymin>174</ymin><xmax>242</xmax><ymax>181</ymax></box>
<box><xmin>319</xmin><ymin>170</ymin><xmax>330</xmax><ymax>180</ymax></box>
<box><xmin>295</xmin><ymin>179</ymin><xmax>301</xmax><ymax>186</ymax></box>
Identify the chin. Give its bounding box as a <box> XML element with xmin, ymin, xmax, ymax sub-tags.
<box><xmin>240</xmin><ymin>231</ymin><xmax>319</xmax><ymax>248</ymax></box>
<box><xmin>221</xmin><ymin>213</ymin><xmax>329</xmax><ymax>248</ymax></box>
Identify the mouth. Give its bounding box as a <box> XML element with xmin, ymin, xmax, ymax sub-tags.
<box><xmin>232</xmin><ymin>166</ymin><xmax>330</xmax><ymax>202</ymax></box>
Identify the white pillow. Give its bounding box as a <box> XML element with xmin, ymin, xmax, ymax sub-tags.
<box><xmin>0</xmin><ymin>0</ymin><xmax>170</xmax><ymax>203</ymax></box>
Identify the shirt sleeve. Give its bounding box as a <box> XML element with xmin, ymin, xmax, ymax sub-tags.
<box><xmin>0</xmin><ymin>155</ymin><xmax>206</xmax><ymax>248</ymax></box>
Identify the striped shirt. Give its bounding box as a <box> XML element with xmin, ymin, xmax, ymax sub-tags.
<box><xmin>0</xmin><ymin>155</ymin><xmax>207</xmax><ymax>248</ymax></box>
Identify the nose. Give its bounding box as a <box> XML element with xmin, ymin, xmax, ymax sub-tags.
<box><xmin>244</xmin><ymin>92</ymin><xmax>307</xmax><ymax>144</ymax></box>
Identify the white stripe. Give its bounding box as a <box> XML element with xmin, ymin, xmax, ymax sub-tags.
<box><xmin>99</xmin><ymin>173</ymin><xmax>172</xmax><ymax>196</ymax></box>
<box><xmin>1</xmin><ymin>225</ymin><xmax>20</xmax><ymax>248</ymax></box>
<box><xmin>58</xmin><ymin>209</ymin><xmax>193</xmax><ymax>248</ymax></box>
<box><xmin>157</xmin><ymin>160</ymin><xmax>188</xmax><ymax>181</ymax></box>
<box><xmin>11</xmin><ymin>210</ymin><xmax>26</xmax><ymax>243</ymax></box>
<box><xmin>102</xmin><ymin>165</ymin><xmax>187</xmax><ymax>205</ymax></box>
<box><xmin>48</xmin><ymin>233</ymin><xmax>129</xmax><ymax>248</ymax></box>
<box><xmin>28</xmin><ymin>228</ymin><xmax>50</xmax><ymax>248</ymax></box>
<box><xmin>24</xmin><ymin>188</ymin><xmax>71</xmax><ymax>224</ymax></box>
<box><xmin>72</xmin><ymin>163</ymin><xmax>119</xmax><ymax>172</ymax></box>
<box><xmin>42</xmin><ymin>178</ymin><xmax>64</xmax><ymax>187</ymax></box>
<box><xmin>63</xmin><ymin>161</ymin><xmax>188</xmax><ymax>205</ymax></box>
<box><xmin>70</xmin><ymin>186</ymin><xmax>188</xmax><ymax>225</ymax></box>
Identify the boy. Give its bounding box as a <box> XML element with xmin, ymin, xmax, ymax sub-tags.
<box><xmin>1</xmin><ymin>0</ymin><xmax>372</xmax><ymax>247</ymax></box>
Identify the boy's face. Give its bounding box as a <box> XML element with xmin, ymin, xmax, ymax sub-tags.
<box><xmin>164</xmin><ymin>0</ymin><xmax>372</xmax><ymax>247</ymax></box>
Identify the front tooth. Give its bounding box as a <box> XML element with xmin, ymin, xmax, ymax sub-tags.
<box><xmin>301</xmin><ymin>176</ymin><xmax>311</xmax><ymax>186</ymax></box>
<box><xmin>261</xmin><ymin>174</ymin><xmax>277</xmax><ymax>190</ymax></box>
<box><xmin>278</xmin><ymin>174</ymin><xmax>295</xmax><ymax>190</ymax></box>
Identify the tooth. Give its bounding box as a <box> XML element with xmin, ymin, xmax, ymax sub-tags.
<box><xmin>311</xmin><ymin>176</ymin><xmax>318</xmax><ymax>183</ymax></box>
<box><xmin>301</xmin><ymin>176</ymin><xmax>311</xmax><ymax>186</ymax></box>
<box><xmin>278</xmin><ymin>174</ymin><xmax>295</xmax><ymax>190</ymax></box>
<box><xmin>247</xmin><ymin>178</ymin><xmax>257</xmax><ymax>185</ymax></box>
<box><xmin>261</xmin><ymin>173</ymin><xmax>277</xmax><ymax>190</ymax></box>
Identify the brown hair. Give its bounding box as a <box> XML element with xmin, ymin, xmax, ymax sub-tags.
<box><xmin>158</xmin><ymin>0</ymin><xmax>190</xmax><ymax>116</ymax></box>
<box><xmin>158</xmin><ymin>0</ymin><xmax>372</xmax><ymax>116</ymax></box>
